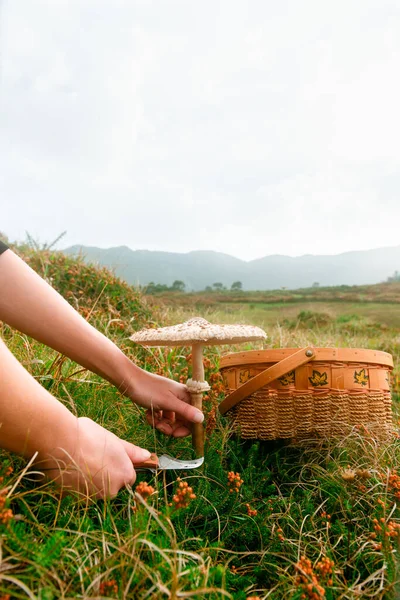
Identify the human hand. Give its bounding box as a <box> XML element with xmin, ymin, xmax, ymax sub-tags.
<box><xmin>126</xmin><ymin>369</ymin><xmax>204</xmax><ymax>438</ymax></box>
<box><xmin>38</xmin><ymin>417</ymin><xmax>151</xmax><ymax>499</ymax></box>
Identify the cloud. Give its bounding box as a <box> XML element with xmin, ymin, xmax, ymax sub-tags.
<box><xmin>1</xmin><ymin>0</ymin><xmax>400</xmax><ymax>259</ymax></box>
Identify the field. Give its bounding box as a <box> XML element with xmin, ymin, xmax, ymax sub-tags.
<box><xmin>1</xmin><ymin>249</ymin><xmax>400</xmax><ymax>599</ymax></box>
<box><xmin>147</xmin><ymin>284</ymin><xmax>400</xmax><ymax>330</ymax></box>
<box><xmin>155</xmin><ymin>297</ymin><xmax>400</xmax><ymax>330</ymax></box>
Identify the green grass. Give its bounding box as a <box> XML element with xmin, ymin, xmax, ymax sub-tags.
<box><xmin>158</xmin><ymin>299</ymin><xmax>400</xmax><ymax>330</ymax></box>
<box><xmin>1</xmin><ymin>249</ymin><xmax>400</xmax><ymax>598</ymax></box>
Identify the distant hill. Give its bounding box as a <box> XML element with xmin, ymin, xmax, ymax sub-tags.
<box><xmin>63</xmin><ymin>244</ymin><xmax>400</xmax><ymax>291</ymax></box>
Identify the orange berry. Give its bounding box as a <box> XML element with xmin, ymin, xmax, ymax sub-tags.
<box><xmin>135</xmin><ymin>481</ymin><xmax>155</xmax><ymax>501</ymax></box>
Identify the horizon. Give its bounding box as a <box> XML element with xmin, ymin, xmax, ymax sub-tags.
<box><xmin>62</xmin><ymin>240</ymin><xmax>400</xmax><ymax>263</ymax></box>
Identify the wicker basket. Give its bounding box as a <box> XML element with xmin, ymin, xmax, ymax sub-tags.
<box><xmin>219</xmin><ymin>347</ymin><xmax>394</xmax><ymax>440</ymax></box>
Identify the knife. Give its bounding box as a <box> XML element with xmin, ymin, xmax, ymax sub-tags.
<box><xmin>134</xmin><ymin>453</ymin><xmax>204</xmax><ymax>473</ymax></box>
<box><xmin>33</xmin><ymin>453</ymin><xmax>204</xmax><ymax>476</ymax></box>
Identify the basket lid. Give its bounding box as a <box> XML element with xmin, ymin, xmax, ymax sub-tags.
<box><xmin>220</xmin><ymin>347</ymin><xmax>393</xmax><ymax>369</ymax></box>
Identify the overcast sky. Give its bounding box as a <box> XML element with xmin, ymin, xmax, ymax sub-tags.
<box><xmin>1</xmin><ymin>0</ymin><xmax>400</xmax><ymax>261</ymax></box>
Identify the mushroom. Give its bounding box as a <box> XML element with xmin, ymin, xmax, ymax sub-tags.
<box><xmin>130</xmin><ymin>317</ymin><xmax>267</xmax><ymax>457</ymax></box>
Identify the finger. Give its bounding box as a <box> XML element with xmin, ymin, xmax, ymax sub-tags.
<box><xmin>152</xmin><ymin>409</ymin><xmax>163</xmax><ymax>421</ymax></box>
<box><xmin>145</xmin><ymin>409</ymin><xmax>161</xmax><ymax>427</ymax></box>
<box><xmin>162</xmin><ymin>410</ymin><xmax>175</xmax><ymax>423</ymax></box>
<box><xmin>146</xmin><ymin>409</ymin><xmax>156</xmax><ymax>428</ymax></box>
<box><xmin>162</xmin><ymin>394</ymin><xmax>204</xmax><ymax>424</ymax></box>
<box><xmin>147</xmin><ymin>408</ymin><xmax>176</xmax><ymax>425</ymax></box>
<box><xmin>145</xmin><ymin>409</ymin><xmax>191</xmax><ymax>437</ymax></box>
<box><xmin>146</xmin><ymin>409</ymin><xmax>173</xmax><ymax>432</ymax></box>
<box><xmin>120</xmin><ymin>440</ymin><xmax>151</xmax><ymax>465</ymax></box>
<box><xmin>145</xmin><ymin>409</ymin><xmax>173</xmax><ymax>434</ymax></box>
<box><xmin>172</xmin><ymin>424</ymin><xmax>191</xmax><ymax>438</ymax></box>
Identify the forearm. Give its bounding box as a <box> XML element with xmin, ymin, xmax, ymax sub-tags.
<box><xmin>0</xmin><ymin>337</ymin><xmax>152</xmax><ymax>497</ymax></box>
<box><xmin>0</xmin><ymin>250</ymin><xmax>201</xmax><ymax>430</ymax></box>
<box><xmin>0</xmin><ymin>250</ymin><xmax>138</xmax><ymax>392</ymax></box>
<box><xmin>0</xmin><ymin>337</ymin><xmax>78</xmax><ymax>461</ymax></box>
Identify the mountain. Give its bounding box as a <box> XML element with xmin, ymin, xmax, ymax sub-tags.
<box><xmin>63</xmin><ymin>244</ymin><xmax>400</xmax><ymax>290</ymax></box>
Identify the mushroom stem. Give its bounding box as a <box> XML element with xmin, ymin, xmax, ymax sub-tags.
<box><xmin>190</xmin><ymin>343</ymin><xmax>205</xmax><ymax>457</ymax></box>
<box><xmin>192</xmin><ymin>343</ymin><xmax>205</xmax><ymax>382</ymax></box>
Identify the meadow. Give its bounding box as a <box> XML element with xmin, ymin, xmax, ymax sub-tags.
<box><xmin>1</xmin><ymin>248</ymin><xmax>400</xmax><ymax>599</ymax></box>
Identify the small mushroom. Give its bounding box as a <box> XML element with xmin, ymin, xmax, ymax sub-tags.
<box><xmin>130</xmin><ymin>317</ymin><xmax>267</xmax><ymax>456</ymax></box>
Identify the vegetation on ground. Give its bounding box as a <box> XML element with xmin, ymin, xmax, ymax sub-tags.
<box><xmin>146</xmin><ymin>281</ymin><xmax>400</xmax><ymax>305</ymax></box>
<box><xmin>1</xmin><ymin>246</ymin><xmax>400</xmax><ymax>598</ymax></box>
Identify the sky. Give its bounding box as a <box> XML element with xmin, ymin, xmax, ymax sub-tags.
<box><xmin>1</xmin><ymin>0</ymin><xmax>400</xmax><ymax>261</ymax></box>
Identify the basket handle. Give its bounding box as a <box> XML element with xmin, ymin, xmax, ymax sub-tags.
<box><xmin>219</xmin><ymin>346</ymin><xmax>316</xmax><ymax>415</ymax></box>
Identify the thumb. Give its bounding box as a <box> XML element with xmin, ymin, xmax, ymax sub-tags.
<box><xmin>120</xmin><ymin>440</ymin><xmax>152</xmax><ymax>464</ymax></box>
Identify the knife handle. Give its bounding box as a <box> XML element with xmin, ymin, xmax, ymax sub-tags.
<box><xmin>133</xmin><ymin>452</ymin><xmax>159</xmax><ymax>470</ymax></box>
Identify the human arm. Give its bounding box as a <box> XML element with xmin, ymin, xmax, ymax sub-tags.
<box><xmin>0</xmin><ymin>337</ymin><xmax>151</xmax><ymax>498</ymax></box>
<box><xmin>0</xmin><ymin>249</ymin><xmax>203</xmax><ymax>436</ymax></box>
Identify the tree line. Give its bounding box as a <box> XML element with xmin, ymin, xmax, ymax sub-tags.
<box><xmin>144</xmin><ymin>280</ymin><xmax>243</xmax><ymax>294</ymax></box>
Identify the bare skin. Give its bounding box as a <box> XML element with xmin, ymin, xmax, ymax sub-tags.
<box><xmin>0</xmin><ymin>249</ymin><xmax>204</xmax><ymax>497</ymax></box>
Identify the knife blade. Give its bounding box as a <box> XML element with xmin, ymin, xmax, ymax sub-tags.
<box><xmin>134</xmin><ymin>452</ymin><xmax>204</xmax><ymax>473</ymax></box>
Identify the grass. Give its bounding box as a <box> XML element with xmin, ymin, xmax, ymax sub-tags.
<box><xmin>1</xmin><ymin>248</ymin><xmax>400</xmax><ymax>598</ymax></box>
<box><xmin>150</xmin><ymin>290</ymin><xmax>400</xmax><ymax>330</ymax></box>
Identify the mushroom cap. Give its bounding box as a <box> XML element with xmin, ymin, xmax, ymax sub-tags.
<box><xmin>129</xmin><ymin>317</ymin><xmax>267</xmax><ymax>347</ymax></box>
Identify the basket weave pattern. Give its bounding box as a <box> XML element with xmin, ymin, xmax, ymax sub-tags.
<box><xmin>220</xmin><ymin>350</ymin><xmax>393</xmax><ymax>440</ymax></box>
